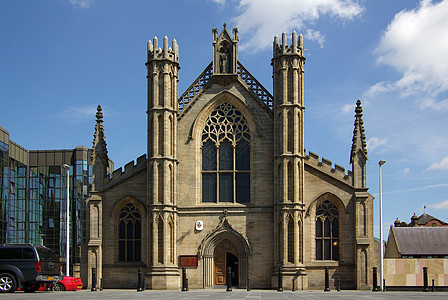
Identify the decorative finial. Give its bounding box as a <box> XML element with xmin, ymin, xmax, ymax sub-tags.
<box><xmin>223</xmin><ymin>209</ymin><xmax>228</xmax><ymax>218</ymax></box>
<box><xmin>424</xmin><ymin>205</ymin><xmax>426</xmax><ymax>214</ymax></box>
<box><xmin>223</xmin><ymin>23</ymin><xmax>227</xmax><ymax>29</ymax></box>
<box><xmin>96</xmin><ymin>104</ymin><xmax>103</xmax><ymax>122</ymax></box>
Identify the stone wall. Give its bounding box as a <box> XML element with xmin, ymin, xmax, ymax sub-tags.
<box><xmin>384</xmin><ymin>258</ymin><xmax>448</xmax><ymax>286</ymax></box>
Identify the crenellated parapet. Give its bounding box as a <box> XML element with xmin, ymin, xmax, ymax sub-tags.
<box><xmin>273</xmin><ymin>31</ymin><xmax>305</xmax><ymax>59</ymax></box>
<box><xmin>147</xmin><ymin>36</ymin><xmax>179</xmax><ymax>62</ymax></box>
<box><xmin>305</xmin><ymin>150</ymin><xmax>353</xmax><ymax>184</ymax></box>
<box><xmin>105</xmin><ymin>154</ymin><xmax>147</xmax><ymax>188</ymax></box>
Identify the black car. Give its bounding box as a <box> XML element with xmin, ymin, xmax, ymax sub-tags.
<box><xmin>0</xmin><ymin>244</ymin><xmax>61</xmax><ymax>293</ymax></box>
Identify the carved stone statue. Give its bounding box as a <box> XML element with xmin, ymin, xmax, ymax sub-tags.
<box><xmin>219</xmin><ymin>47</ymin><xmax>230</xmax><ymax>73</ymax></box>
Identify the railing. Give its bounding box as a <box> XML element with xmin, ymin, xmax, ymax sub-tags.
<box><xmin>178</xmin><ymin>61</ymin><xmax>274</xmax><ymax>113</ymax></box>
<box><xmin>178</xmin><ymin>63</ymin><xmax>213</xmax><ymax>112</ymax></box>
<box><xmin>237</xmin><ymin>61</ymin><xmax>273</xmax><ymax>110</ymax></box>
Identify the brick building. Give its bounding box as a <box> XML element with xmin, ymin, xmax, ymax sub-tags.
<box><xmin>84</xmin><ymin>26</ymin><xmax>377</xmax><ymax>290</ymax></box>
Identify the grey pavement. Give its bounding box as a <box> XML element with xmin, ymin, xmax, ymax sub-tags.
<box><xmin>2</xmin><ymin>289</ymin><xmax>448</xmax><ymax>300</ymax></box>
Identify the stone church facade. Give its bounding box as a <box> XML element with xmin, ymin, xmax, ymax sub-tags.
<box><xmin>83</xmin><ymin>26</ymin><xmax>377</xmax><ymax>290</ymax></box>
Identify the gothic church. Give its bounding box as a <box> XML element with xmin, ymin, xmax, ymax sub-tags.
<box><xmin>84</xmin><ymin>26</ymin><xmax>377</xmax><ymax>290</ymax></box>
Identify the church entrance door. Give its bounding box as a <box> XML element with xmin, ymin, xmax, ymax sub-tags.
<box><xmin>213</xmin><ymin>240</ymin><xmax>239</xmax><ymax>286</ymax></box>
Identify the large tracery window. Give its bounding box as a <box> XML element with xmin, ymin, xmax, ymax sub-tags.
<box><xmin>315</xmin><ymin>200</ymin><xmax>339</xmax><ymax>261</ymax></box>
<box><xmin>118</xmin><ymin>203</ymin><xmax>142</xmax><ymax>262</ymax></box>
<box><xmin>201</xmin><ymin>102</ymin><xmax>250</xmax><ymax>203</ymax></box>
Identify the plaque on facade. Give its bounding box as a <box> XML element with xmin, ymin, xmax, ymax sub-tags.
<box><xmin>178</xmin><ymin>255</ymin><xmax>198</xmax><ymax>268</ymax></box>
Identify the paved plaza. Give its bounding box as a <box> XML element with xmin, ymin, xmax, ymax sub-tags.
<box><xmin>2</xmin><ymin>289</ymin><xmax>448</xmax><ymax>300</ymax></box>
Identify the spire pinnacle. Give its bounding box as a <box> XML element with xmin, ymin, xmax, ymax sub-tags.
<box><xmin>350</xmin><ymin>99</ymin><xmax>368</xmax><ymax>164</ymax></box>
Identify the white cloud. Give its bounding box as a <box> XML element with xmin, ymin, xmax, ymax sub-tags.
<box><xmin>305</xmin><ymin>29</ymin><xmax>325</xmax><ymax>48</ymax></box>
<box><xmin>62</xmin><ymin>105</ymin><xmax>98</xmax><ymax>123</ymax></box>
<box><xmin>69</xmin><ymin>0</ymin><xmax>95</xmax><ymax>8</ymax></box>
<box><xmin>420</xmin><ymin>98</ymin><xmax>448</xmax><ymax>110</ymax></box>
<box><xmin>367</xmin><ymin>137</ymin><xmax>387</xmax><ymax>152</ymax></box>
<box><xmin>431</xmin><ymin>199</ymin><xmax>448</xmax><ymax>210</ymax></box>
<box><xmin>399</xmin><ymin>167</ymin><xmax>410</xmax><ymax>177</ymax></box>
<box><xmin>427</xmin><ymin>156</ymin><xmax>448</xmax><ymax>170</ymax></box>
<box><xmin>341</xmin><ymin>103</ymin><xmax>353</xmax><ymax>114</ymax></box>
<box><xmin>373</xmin><ymin>0</ymin><xmax>448</xmax><ymax>101</ymax></box>
<box><xmin>231</xmin><ymin>0</ymin><xmax>364</xmax><ymax>52</ymax></box>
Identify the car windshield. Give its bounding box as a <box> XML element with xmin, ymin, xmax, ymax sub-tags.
<box><xmin>36</xmin><ymin>247</ymin><xmax>59</xmax><ymax>262</ymax></box>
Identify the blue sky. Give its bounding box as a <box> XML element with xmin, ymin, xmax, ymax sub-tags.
<box><xmin>1</xmin><ymin>0</ymin><xmax>448</xmax><ymax>238</ymax></box>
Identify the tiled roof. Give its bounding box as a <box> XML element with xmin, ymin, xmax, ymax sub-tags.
<box><xmin>416</xmin><ymin>213</ymin><xmax>448</xmax><ymax>225</ymax></box>
<box><xmin>393</xmin><ymin>227</ymin><xmax>448</xmax><ymax>256</ymax></box>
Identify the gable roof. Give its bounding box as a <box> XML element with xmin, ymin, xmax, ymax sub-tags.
<box><xmin>177</xmin><ymin>61</ymin><xmax>273</xmax><ymax>120</ymax></box>
<box><xmin>392</xmin><ymin>227</ymin><xmax>448</xmax><ymax>256</ymax></box>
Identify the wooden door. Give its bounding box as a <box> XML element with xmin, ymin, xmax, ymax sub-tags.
<box><xmin>214</xmin><ymin>251</ymin><xmax>226</xmax><ymax>285</ymax></box>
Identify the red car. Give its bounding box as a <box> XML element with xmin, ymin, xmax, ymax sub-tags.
<box><xmin>52</xmin><ymin>276</ymin><xmax>83</xmax><ymax>291</ymax></box>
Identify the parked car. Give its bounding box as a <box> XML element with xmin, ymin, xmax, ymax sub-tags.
<box><xmin>0</xmin><ymin>244</ymin><xmax>61</xmax><ymax>293</ymax></box>
<box><xmin>52</xmin><ymin>275</ymin><xmax>83</xmax><ymax>291</ymax></box>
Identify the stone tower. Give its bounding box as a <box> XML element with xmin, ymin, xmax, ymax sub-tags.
<box><xmin>86</xmin><ymin>105</ymin><xmax>108</xmax><ymax>289</ymax></box>
<box><xmin>272</xmin><ymin>32</ymin><xmax>307</xmax><ymax>288</ymax></box>
<box><xmin>350</xmin><ymin>100</ymin><xmax>373</xmax><ymax>289</ymax></box>
<box><xmin>146</xmin><ymin>35</ymin><xmax>180</xmax><ymax>289</ymax></box>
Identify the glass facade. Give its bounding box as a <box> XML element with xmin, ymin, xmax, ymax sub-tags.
<box><xmin>0</xmin><ymin>129</ymin><xmax>92</xmax><ymax>276</ymax></box>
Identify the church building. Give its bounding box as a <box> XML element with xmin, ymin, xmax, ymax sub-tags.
<box><xmin>83</xmin><ymin>25</ymin><xmax>377</xmax><ymax>290</ymax></box>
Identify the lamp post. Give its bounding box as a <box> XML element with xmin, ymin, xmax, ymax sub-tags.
<box><xmin>62</xmin><ymin>164</ymin><xmax>70</xmax><ymax>276</ymax></box>
<box><xmin>378</xmin><ymin>160</ymin><xmax>386</xmax><ymax>291</ymax></box>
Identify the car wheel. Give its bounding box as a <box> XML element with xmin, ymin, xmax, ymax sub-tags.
<box><xmin>53</xmin><ymin>282</ymin><xmax>65</xmax><ymax>291</ymax></box>
<box><xmin>22</xmin><ymin>283</ymin><xmax>40</xmax><ymax>293</ymax></box>
<box><xmin>0</xmin><ymin>273</ymin><xmax>17</xmax><ymax>293</ymax></box>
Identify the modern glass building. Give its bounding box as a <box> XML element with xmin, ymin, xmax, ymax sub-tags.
<box><xmin>0</xmin><ymin>124</ymin><xmax>104</xmax><ymax>276</ymax></box>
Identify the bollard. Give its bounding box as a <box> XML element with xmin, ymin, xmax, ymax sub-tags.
<box><xmin>226</xmin><ymin>267</ymin><xmax>232</xmax><ymax>292</ymax></box>
<box><xmin>277</xmin><ymin>267</ymin><xmax>283</xmax><ymax>292</ymax></box>
<box><xmin>337</xmin><ymin>278</ymin><xmax>340</xmax><ymax>291</ymax></box>
<box><xmin>182</xmin><ymin>268</ymin><xmax>188</xmax><ymax>291</ymax></box>
<box><xmin>137</xmin><ymin>267</ymin><xmax>143</xmax><ymax>292</ymax></box>
<box><xmin>372</xmin><ymin>267</ymin><xmax>379</xmax><ymax>291</ymax></box>
<box><xmin>91</xmin><ymin>267</ymin><xmax>97</xmax><ymax>292</ymax></box>
<box><xmin>383</xmin><ymin>279</ymin><xmax>386</xmax><ymax>292</ymax></box>
<box><xmin>247</xmin><ymin>277</ymin><xmax>250</xmax><ymax>291</ymax></box>
<box><xmin>292</xmin><ymin>278</ymin><xmax>295</xmax><ymax>292</ymax></box>
<box><xmin>423</xmin><ymin>267</ymin><xmax>429</xmax><ymax>292</ymax></box>
<box><xmin>432</xmin><ymin>279</ymin><xmax>435</xmax><ymax>292</ymax></box>
<box><xmin>324</xmin><ymin>267</ymin><xmax>330</xmax><ymax>292</ymax></box>
<box><xmin>186</xmin><ymin>278</ymin><xmax>189</xmax><ymax>291</ymax></box>
<box><xmin>100</xmin><ymin>278</ymin><xmax>103</xmax><ymax>291</ymax></box>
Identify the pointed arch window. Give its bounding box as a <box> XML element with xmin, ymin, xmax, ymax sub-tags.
<box><xmin>201</xmin><ymin>102</ymin><xmax>250</xmax><ymax>203</ymax></box>
<box><xmin>315</xmin><ymin>200</ymin><xmax>339</xmax><ymax>261</ymax></box>
<box><xmin>118</xmin><ymin>203</ymin><xmax>141</xmax><ymax>261</ymax></box>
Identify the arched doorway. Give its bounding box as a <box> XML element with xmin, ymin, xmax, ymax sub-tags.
<box><xmin>214</xmin><ymin>240</ymin><xmax>239</xmax><ymax>286</ymax></box>
<box><xmin>198</xmin><ymin>217</ymin><xmax>250</xmax><ymax>288</ymax></box>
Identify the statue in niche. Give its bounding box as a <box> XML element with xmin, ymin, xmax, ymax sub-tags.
<box><xmin>219</xmin><ymin>47</ymin><xmax>230</xmax><ymax>73</ymax></box>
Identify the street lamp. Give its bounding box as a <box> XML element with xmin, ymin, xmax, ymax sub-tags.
<box><xmin>378</xmin><ymin>160</ymin><xmax>386</xmax><ymax>291</ymax></box>
<box><xmin>62</xmin><ymin>164</ymin><xmax>70</xmax><ymax>276</ymax></box>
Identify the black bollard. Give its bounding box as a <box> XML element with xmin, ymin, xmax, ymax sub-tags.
<box><xmin>337</xmin><ymin>278</ymin><xmax>341</xmax><ymax>291</ymax></box>
<box><xmin>100</xmin><ymin>278</ymin><xmax>103</xmax><ymax>291</ymax></box>
<box><xmin>277</xmin><ymin>267</ymin><xmax>283</xmax><ymax>292</ymax></box>
<box><xmin>324</xmin><ymin>267</ymin><xmax>330</xmax><ymax>292</ymax></box>
<box><xmin>372</xmin><ymin>267</ymin><xmax>379</xmax><ymax>291</ymax></box>
<box><xmin>292</xmin><ymin>278</ymin><xmax>295</xmax><ymax>292</ymax></box>
<box><xmin>182</xmin><ymin>268</ymin><xmax>188</xmax><ymax>291</ymax></box>
<box><xmin>137</xmin><ymin>267</ymin><xmax>143</xmax><ymax>292</ymax></box>
<box><xmin>247</xmin><ymin>277</ymin><xmax>250</xmax><ymax>291</ymax></box>
<box><xmin>423</xmin><ymin>267</ymin><xmax>429</xmax><ymax>292</ymax></box>
<box><xmin>383</xmin><ymin>279</ymin><xmax>386</xmax><ymax>292</ymax></box>
<box><xmin>91</xmin><ymin>267</ymin><xmax>97</xmax><ymax>292</ymax></box>
<box><xmin>226</xmin><ymin>267</ymin><xmax>232</xmax><ymax>292</ymax></box>
<box><xmin>432</xmin><ymin>279</ymin><xmax>435</xmax><ymax>292</ymax></box>
<box><xmin>186</xmin><ymin>278</ymin><xmax>189</xmax><ymax>291</ymax></box>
